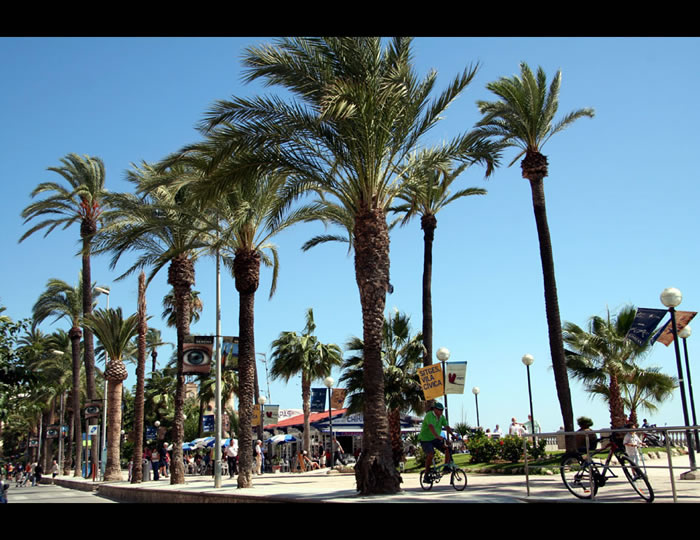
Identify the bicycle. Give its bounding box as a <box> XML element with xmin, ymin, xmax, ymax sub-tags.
<box><xmin>560</xmin><ymin>435</ymin><xmax>654</xmax><ymax>502</ymax></box>
<box><xmin>419</xmin><ymin>461</ymin><xmax>468</xmax><ymax>491</ymax></box>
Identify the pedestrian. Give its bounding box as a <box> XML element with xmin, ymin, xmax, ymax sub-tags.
<box><xmin>160</xmin><ymin>442</ymin><xmax>169</xmax><ymax>478</ymax></box>
<box><xmin>29</xmin><ymin>462</ymin><xmax>37</xmax><ymax>486</ymax></box>
<box><xmin>225</xmin><ymin>439</ymin><xmax>238</xmax><ymax>478</ymax></box>
<box><xmin>150</xmin><ymin>446</ymin><xmax>160</xmax><ymax>481</ymax></box>
<box><xmin>319</xmin><ymin>446</ymin><xmax>326</xmax><ymax>468</ymax></box>
<box><xmin>254</xmin><ymin>440</ymin><xmax>262</xmax><ymax>475</ymax></box>
<box><xmin>34</xmin><ymin>462</ymin><xmax>43</xmax><ymax>485</ymax></box>
<box><xmin>51</xmin><ymin>459</ymin><xmax>59</xmax><ymax>483</ymax></box>
<box><xmin>509</xmin><ymin>418</ymin><xmax>525</xmax><ymax>436</ymax></box>
<box><xmin>524</xmin><ymin>414</ymin><xmax>541</xmax><ymax>434</ymax></box>
<box><xmin>332</xmin><ymin>437</ymin><xmax>346</xmax><ymax>466</ymax></box>
<box><xmin>624</xmin><ymin>423</ymin><xmax>643</xmax><ymax>465</ymax></box>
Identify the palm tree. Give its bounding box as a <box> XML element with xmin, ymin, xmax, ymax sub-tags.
<box><xmin>269</xmin><ymin>308</ymin><xmax>343</xmax><ymax>455</ymax></box>
<box><xmin>393</xmin><ymin>152</ymin><xmax>487</xmax><ymax>368</ymax></box>
<box><xmin>94</xmin><ymin>163</ymin><xmax>210</xmax><ymax>484</ymax></box>
<box><xmin>202</xmin><ymin>37</ymin><xmax>498</xmax><ymax>494</ymax></box>
<box><xmin>476</xmin><ymin>63</ymin><xmax>594</xmax><ymax>446</ymax></box>
<box><xmin>32</xmin><ymin>275</ymin><xmax>102</xmax><ymax>476</ymax></box>
<box><xmin>83</xmin><ymin>307</ymin><xmax>139</xmax><ymax>481</ymax></box>
<box><xmin>563</xmin><ymin>305</ymin><xmax>648</xmax><ymax>429</ymax></box>
<box><xmin>162</xmin><ymin>289</ymin><xmax>204</xmax><ymax>330</ymax></box>
<box><xmin>340</xmin><ymin>310</ymin><xmax>425</xmax><ymax>466</ymax></box>
<box><xmin>621</xmin><ymin>367</ymin><xmax>677</xmax><ymax>426</ymax></box>
<box><xmin>146</xmin><ymin>328</ymin><xmax>173</xmax><ymax>375</ymax></box>
<box><xmin>20</xmin><ymin>153</ymin><xmax>108</xmax><ymax>407</ymax></box>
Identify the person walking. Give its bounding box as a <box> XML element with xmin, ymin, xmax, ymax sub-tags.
<box><xmin>51</xmin><ymin>460</ymin><xmax>59</xmax><ymax>483</ymax></box>
<box><xmin>254</xmin><ymin>440</ymin><xmax>263</xmax><ymax>475</ymax></box>
<box><xmin>332</xmin><ymin>437</ymin><xmax>346</xmax><ymax>466</ymax></box>
<box><xmin>150</xmin><ymin>446</ymin><xmax>160</xmax><ymax>481</ymax></box>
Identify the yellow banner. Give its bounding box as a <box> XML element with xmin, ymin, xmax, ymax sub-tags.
<box><xmin>418</xmin><ymin>363</ymin><xmax>444</xmax><ymax>400</ymax></box>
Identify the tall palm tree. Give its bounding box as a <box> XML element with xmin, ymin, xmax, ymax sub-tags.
<box><xmin>146</xmin><ymin>328</ymin><xmax>173</xmax><ymax>375</ymax></box>
<box><xmin>94</xmin><ymin>162</ymin><xmax>210</xmax><ymax>484</ymax></box>
<box><xmin>269</xmin><ymin>308</ymin><xmax>343</xmax><ymax>455</ymax></box>
<box><xmin>563</xmin><ymin>305</ymin><xmax>647</xmax><ymax>429</ymax></box>
<box><xmin>393</xmin><ymin>152</ymin><xmax>487</xmax><ymax>367</ymax></box>
<box><xmin>202</xmin><ymin>37</ymin><xmax>498</xmax><ymax>494</ymax></box>
<box><xmin>83</xmin><ymin>307</ymin><xmax>138</xmax><ymax>481</ymax></box>
<box><xmin>20</xmin><ymin>153</ymin><xmax>108</xmax><ymax>407</ymax></box>
<box><xmin>32</xmin><ymin>275</ymin><xmax>102</xmax><ymax>476</ymax></box>
<box><xmin>131</xmin><ymin>271</ymin><xmax>148</xmax><ymax>483</ymax></box>
<box><xmin>476</xmin><ymin>63</ymin><xmax>594</xmax><ymax>447</ymax></box>
<box><xmin>340</xmin><ymin>310</ymin><xmax>425</xmax><ymax>466</ymax></box>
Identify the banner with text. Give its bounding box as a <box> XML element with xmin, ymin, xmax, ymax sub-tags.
<box><xmin>445</xmin><ymin>361</ymin><xmax>467</xmax><ymax>394</ymax></box>
<box><xmin>417</xmin><ymin>363</ymin><xmax>444</xmax><ymax>400</ymax></box>
<box><xmin>311</xmin><ymin>388</ymin><xmax>327</xmax><ymax>412</ymax></box>
<box><xmin>626</xmin><ymin>308</ymin><xmax>668</xmax><ymax>346</ymax></box>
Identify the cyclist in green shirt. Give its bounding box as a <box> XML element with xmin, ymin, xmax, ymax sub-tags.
<box><xmin>419</xmin><ymin>402</ymin><xmax>457</xmax><ymax>477</ymax></box>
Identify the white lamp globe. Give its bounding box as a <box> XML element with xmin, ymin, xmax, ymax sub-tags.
<box><xmin>522</xmin><ymin>354</ymin><xmax>535</xmax><ymax>366</ymax></box>
<box><xmin>660</xmin><ymin>287</ymin><xmax>682</xmax><ymax>308</ymax></box>
<box><xmin>680</xmin><ymin>325</ymin><xmax>692</xmax><ymax>339</ymax></box>
<box><xmin>436</xmin><ymin>347</ymin><xmax>450</xmax><ymax>362</ymax></box>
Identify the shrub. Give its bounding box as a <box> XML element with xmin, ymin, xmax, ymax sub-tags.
<box><xmin>466</xmin><ymin>431</ymin><xmax>500</xmax><ymax>463</ymax></box>
<box><xmin>500</xmin><ymin>435</ymin><xmax>525</xmax><ymax>463</ymax></box>
<box><xmin>526</xmin><ymin>437</ymin><xmax>547</xmax><ymax>460</ymax></box>
<box><xmin>413</xmin><ymin>444</ymin><xmax>445</xmax><ymax>468</ymax></box>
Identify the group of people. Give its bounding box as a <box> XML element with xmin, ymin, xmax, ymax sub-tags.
<box><xmin>2</xmin><ymin>459</ymin><xmax>60</xmax><ymax>486</ymax></box>
<box><xmin>138</xmin><ymin>442</ymin><xmax>170</xmax><ymax>481</ymax></box>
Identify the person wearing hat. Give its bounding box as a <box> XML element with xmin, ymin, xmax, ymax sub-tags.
<box><xmin>419</xmin><ymin>401</ymin><xmax>457</xmax><ymax>479</ymax></box>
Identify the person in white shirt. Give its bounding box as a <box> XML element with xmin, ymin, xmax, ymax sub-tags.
<box><xmin>509</xmin><ymin>418</ymin><xmax>525</xmax><ymax>436</ymax></box>
<box><xmin>225</xmin><ymin>439</ymin><xmax>238</xmax><ymax>478</ymax></box>
<box><xmin>623</xmin><ymin>423</ymin><xmax>643</xmax><ymax>465</ymax></box>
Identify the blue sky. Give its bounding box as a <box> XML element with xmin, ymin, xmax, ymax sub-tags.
<box><xmin>2</xmin><ymin>37</ymin><xmax>700</xmax><ymax>434</ymax></box>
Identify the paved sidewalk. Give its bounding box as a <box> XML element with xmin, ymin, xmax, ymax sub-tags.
<box><xmin>49</xmin><ymin>454</ymin><xmax>700</xmax><ymax>504</ymax></box>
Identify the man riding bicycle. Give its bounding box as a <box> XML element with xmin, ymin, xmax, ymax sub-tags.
<box><xmin>419</xmin><ymin>401</ymin><xmax>457</xmax><ymax>477</ymax></box>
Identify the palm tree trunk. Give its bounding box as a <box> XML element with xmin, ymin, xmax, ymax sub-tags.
<box><xmin>421</xmin><ymin>214</ymin><xmax>436</xmax><ymax>368</ymax></box>
<box><xmin>81</xmin><ymin>231</ymin><xmax>99</xmax><ymax>478</ymax></box>
<box><xmin>69</xmin><ymin>326</ymin><xmax>82</xmax><ymax>477</ymax></box>
<box><xmin>131</xmin><ymin>272</ymin><xmax>148</xmax><ymax>483</ymax></box>
<box><xmin>168</xmin><ymin>253</ymin><xmax>195</xmax><ymax>485</ymax></box>
<box><xmin>353</xmin><ymin>208</ymin><xmax>402</xmax><ymax>495</ymax></box>
<box><xmin>388</xmin><ymin>408</ymin><xmax>403</xmax><ymax>467</ymax></box>
<box><xmin>233</xmin><ymin>249</ymin><xmax>260</xmax><ymax>489</ymax></box>
<box><xmin>104</xmin><ymin>378</ymin><xmax>123</xmax><ymax>481</ymax></box>
<box><xmin>608</xmin><ymin>372</ymin><xmax>626</xmax><ymax>428</ymax></box>
<box><xmin>527</xmin><ymin>175</ymin><xmax>575</xmax><ymax>450</ymax></box>
<box><xmin>302</xmin><ymin>374</ymin><xmax>311</xmax><ymax>455</ymax></box>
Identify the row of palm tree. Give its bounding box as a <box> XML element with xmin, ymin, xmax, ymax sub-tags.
<box><xmin>17</xmin><ymin>37</ymin><xmax>600</xmax><ymax>494</ymax></box>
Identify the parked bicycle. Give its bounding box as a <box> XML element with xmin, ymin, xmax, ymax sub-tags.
<box><xmin>419</xmin><ymin>461</ymin><xmax>467</xmax><ymax>491</ymax></box>
<box><xmin>560</xmin><ymin>434</ymin><xmax>654</xmax><ymax>502</ymax></box>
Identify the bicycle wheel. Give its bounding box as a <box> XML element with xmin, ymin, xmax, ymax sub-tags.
<box><xmin>419</xmin><ymin>470</ymin><xmax>434</xmax><ymax>491</ymax></box>
<box><xmin>560</xmin><ymin>453</ymin><xmax>597</xmax><ymax>499</ymax></box>
<box><xmin>619</xmin><ymin>455</ymin><xmax>654</xmax><ymax>503</ymax></box>
<box><xmin>450</xmin><ymin>468</ymin><xmax>467</xmax><ymax>491</ymax></box>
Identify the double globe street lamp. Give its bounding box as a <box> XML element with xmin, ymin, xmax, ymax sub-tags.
<box><xmin>660</xmin><ymin>287</ymin><xmax>697</xmax><ymax>476</ymax></box>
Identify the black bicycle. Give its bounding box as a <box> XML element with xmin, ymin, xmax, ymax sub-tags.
<box><xmin>419</xmin><ymin>461</ymin><xmax>467</xmax><ymax>491</ymax></box>
<box><xmin>560</xmin><ymin>435</ymin><xmax>654</xmax><ymax>502</ymax></box>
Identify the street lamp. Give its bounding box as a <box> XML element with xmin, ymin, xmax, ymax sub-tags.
<box><xmin>436</xmin><ymin>347</ymin><xmax>450</xmax><ymax>424</ymax></box>
<box><xmin>679</xmin><ymin>324</ymin><xmax>699</xmax><ymax>449</ymax></box>
<box><xmin>522</xmin><ymin>354</ymin><xmax>536</xmax><ymax>437</ymax></box>
<box><xmin>660</xmin><ymin>287</ymin><xmax>697</xmax><ymax>476</ymax></box>
<box><xmin>472</xmin><ymin>387</ymin><xmax>480</xmax><ymax>428</ymax></box>
<box><xmin>324</xmin><ymin>376</ymin><xmax>335</xmax><ymax>468</ymax></box>
<box><xmin>95</xmin><ymin>285</ymin><xmax>110</xmax><ymax>479</ymax></box>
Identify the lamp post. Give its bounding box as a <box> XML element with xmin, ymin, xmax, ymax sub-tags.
<box><xmin>472</xmin><ymin>387</ymin><xmax>480</xmax><ymax>428</ymax></box>
<box><xmin>436</xmin><ymin>347</ymin><xmax>450</xmax><ymax>424</ymax></box>
<box><xmin>660</xmin><ymin>287</ymin><xmax>697</xmax><ymax>476</ymax></box>
<box><xmin>324</xmin><ymin>376</ymin><xmax>335</xmax><ymax>468</ymax></box>
<box><xmin>679</xmin><ymin>324</ymin><xmax>699</xmax><ymax>450</ymax></box>
<box><xmin>95</xmin><ymin>285</ymin><xmax>110</xmax><ymax>480</ymax></box>
<box><xmin>522</xmin><ymin>354</ymin><xmax>536</xmax><ymax>437</ymax></box>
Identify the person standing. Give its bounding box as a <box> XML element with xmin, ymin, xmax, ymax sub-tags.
<box><xmin>509</xmin><ymin>418</ymin><xmax>525</xmax><ymax>436</ymax></box>
<box><xmin>51</xmin><ymin>460</ymin><xmax>59</xmax><ymax>483</ymax></box>
<box><xmin>624</xmin><ymin>423</ymin><xmax>643</xmax><ymax>465</ymax></box>
<box><xmin>34</xmin><ymin>462</ymin><xmax>43</xmax><ymax>485</ymax></box>
<box><xmin>150</xmin><ymin>446</ymin><xmax>160</xmax><ymax>481</ymax></box>
<box><xmin>225</xmin><ymin>439</ymin><xmax>238</xmax><ymax>478</ymax></box>
<box><xmin>254</xmin><ymin>440</ymin><xmax>263</xmax><ymax>475</ymax></box>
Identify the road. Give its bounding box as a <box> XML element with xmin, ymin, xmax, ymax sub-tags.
<box><xmin>4</xmin><ymin>482</ymin><xmax>118</xmax><ymax>503</ymax></box>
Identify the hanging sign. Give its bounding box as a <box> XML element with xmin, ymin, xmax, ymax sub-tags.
<box><xmin>183</xmin><ymin>335</ymin><xmax>213</xmax><ymax>374</ymax></box>
<box><xmin>222</xmin><ymin>336</ymin><xmax>239</xmax><ymax>371</ymax></box>
<box><xmin>445</xmin><ymin>361</ymin><xmax>467</xmax><ymax>394</ymax></box>
<box><xmin>331</xmin><ymin>388</ymin><xmax>346</xmax><ymax>409</ymax></box>
<box><xmin>263</xmin><ymin>404</ymin><xmax>279</xmax><ymax>426</ymax></box>
<box><xmin>653</xmin><ymin>311</ymin><xmax>697</xmax><ymax>346</ymax></box>
<box><xmin>311</xmin><ymin>388</ymin><xmax>327</xmax><ymax>412</ymax></box>
<box><xmin>417</xmin><ymin>363</ymin><xmax>444</xmax><ymax>400</ymax></box>
<box><xmin>626</xmin><ymin>308</ymin><xmax>668</xmax><ymax>346</ymax></box>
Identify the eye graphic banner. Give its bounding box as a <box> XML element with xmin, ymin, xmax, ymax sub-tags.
<box><xmin>183</xmin><ymin>335</ymin><xmax>214</xmax><ymax>374</ymax></box>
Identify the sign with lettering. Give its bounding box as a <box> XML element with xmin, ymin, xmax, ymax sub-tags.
<box><xmin>626</xmin><ymin>308</ymin><xmax>667</xmax><ymax>346</ymax></box>
<box><xmin>417</xmin><ymin>363</ymin><xmax>445</xmax><ymax>400</ymax></box>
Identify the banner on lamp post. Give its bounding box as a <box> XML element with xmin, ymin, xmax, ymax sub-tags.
<box><xmin>652</xmin><ymin>311</ymin><xmax>697</xmax><ymax>346</ymax></box>
<box><xmin>445</xmin><ymin>361</ymin><xmax>467</xmax><ymax>394</ymax></box>
<box><xmin>221</xmin><ymin>336</ymin><xmax>239</xmax><ymax>371</ymax></box>
<box><xmin>183</xmin><ymin>335</ymin><xmax>213</xmax><ymax>374</ymax></box>
<box><xmin>310</xmin><ymin>388</ymin><xmax>327</xmax><ymax>412</ymax></box>
<box><xmin>626</xmin><ymin>308</ymin><xmax>668</xmax><ymax>346</ymax></box>
<box><xmin>330</xmin><ymin>388</ymin><xmax>346</xmax><ymax>409</ymax></box>
<box><xmin>263</xmin><ymin>404</ymin><xmax>279</xmax><ymax>426</ymax></box>
<box><xmin>417</xmin><ymin>363</ymin><xmax>444</xmax><ymax>401</ymax></box>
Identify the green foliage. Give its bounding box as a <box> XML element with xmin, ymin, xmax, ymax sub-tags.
<box><xmin>526</xmin><ymin>437</ymin><xmax>548</xmax><ymax>460</ymax></box>
<box><xmin>413</xmin><ymin>444</ymin><xmax>445</xmax><ymax>469</ymax></box>
<box><xmin>500</xmin><ymin>435</ymin><xmax>525</xmax><ymax>463</ymax></box>
<box><xmin>466</xmin><ymin>431</ymin><xmax>500</xmax><ymax>463</ymax></box>
<box><xmin>577</xmin><ymin>416</ymin><xmax>594</xmax><ymax>429</ymax></box>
